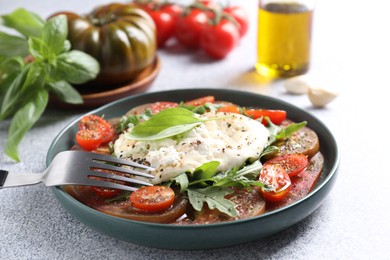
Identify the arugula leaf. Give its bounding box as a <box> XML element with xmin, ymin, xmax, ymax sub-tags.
<box><xmin>0</xmin><ymin>8</ymin><xmax>44</xmax><ymax>37</ymax></box>
<box><xmin>5</xmin><ymin>89</ymin><xmax>48</xmax><ymax>161</ymax></box>
<box><xmin>173</xmin><ymin>173</ymin><xmax>189</xmax><ymax>193</ymax></box>
<box><xmin>265</xmin><ymin>117</ymin><xmax>307</xmax><ymax>145</ymax></box>
<box><xmin>125</xmin><ymin>108</ymin><xmax>207</xmax><ymax>141</ymax></box>
<box><xmin>187</xmin><ymin>187</ymin><xmax>238</xmax><ymax>217</ymax></box>
<box><xmin>0</xmin><ymin>32</ymin><xmax>29</xmax><ymax>57</ymax></box>
<box><xmin>275</xmin><ymin>121</ymin><xmax>307</xmax><ymax>140</ymax></box>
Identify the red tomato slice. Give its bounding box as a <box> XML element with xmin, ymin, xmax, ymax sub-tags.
<box><xmin>217</xmin><ymin>105</ymin><xmax>241</xmax><ymax>114</ymax></box>
<box><xmin>91</xmin><ymin>186</ymin><xmax>122</xmax><ymax>199</ymax></box>
<box><xmin>265</xmin><ymin>154</ymin><xmax>309</xmax><ymax>177</ymax></box>
<box><xmin>258</xmin><ymin>164</ymin><xmax>291</xmax><ymax>202</ymax></box>
<box><xmin>130</xmin><ymin>186</ymin><xmax>175</xmax><ymax>212</ymax></box>
<box><xmin>76</xmin><ymin>130</ymin><xmax>103</xmax><ymax>151</ymax></box>
<box><xmin>244</xmin><ymin>109</ymin><xmax>287</xmax><ymax>125</ymax></box>
<box><xmin>78</xmin><ymin>115</ymin><xmax>114</xmax><ymax>143</ymax></box>
<box><xmin>184</xmin><ymin>96</ymin><xmax>215</xmax><ymax>106</ymax></box>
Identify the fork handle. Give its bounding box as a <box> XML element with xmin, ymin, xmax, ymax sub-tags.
<box><xmin>0</xmin><ymin>170</ymin><xmax>8</xmax><ymax>187</ymax></box>
<box><xmin>0</xmin><ymin>170</ymin><xmax>45</xmax><ymax>188</ymax></box>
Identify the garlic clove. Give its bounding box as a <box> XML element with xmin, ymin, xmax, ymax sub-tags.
<box><xmin>284</xmin><ymin>76</ymin><xmax>311</xmax><ymax>95</ymax></box>
<box><xmin>308</xmin><ymin>88</ymin><xmax>338</xmax><ymax>107</ymax></box>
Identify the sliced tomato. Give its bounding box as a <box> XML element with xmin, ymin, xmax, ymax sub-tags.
<box><xmin>184</xmin><ymin>96</ymin><xmax>215</xmax><ymax>106</ymax></box>
<box><xmin>265</xmin><ymin>154</ymin><xmax>308</xmax><ymax>177</ymax></box>
<box><xmin>91</xmin><ymin>186</ymin><xmax>122</xmax><ymax>199</ymax></box>
<box><xmin>217</xmin><ymin>105</ymin><xmax>241</xmax><ymax>114</ymax></box>
<box><xmin>78</xmin><ymin>115</ymin><xmax>114</xmax><ymax>143</ymax></box>
<box><xmin>130</xmin><ymin>186</ymin><xmax>175</xmax><ymax>212</ymax></box>
<box><xmin>76</xmin><ymin>130</ymin><xmax>102</xmax><ymax>151</ymax></box>
<box><xmin>258</xmin><ymin>163</ymin><xmax>291</xmax><ymax>202</ymax></box>
<box><xmin>244</xmin><ymin>109</ymin><xmax>286</xmax><ymax>125</ymax></box>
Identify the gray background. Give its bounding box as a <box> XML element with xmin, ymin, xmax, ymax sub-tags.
<box><xmin>1</xmin><ymin>0</ymin><xmax>389</xmax><ymax>259</ymax></box>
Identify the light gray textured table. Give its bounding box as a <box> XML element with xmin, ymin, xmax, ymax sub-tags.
<box><xmin>1</xmin><ymin>0</ymin><xmax>389</xmax><ymax>259</ymax></box>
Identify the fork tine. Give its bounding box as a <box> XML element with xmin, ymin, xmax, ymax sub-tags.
<box><xmin>84</xmin><ymin>178</ymin><xmax>141</xmax><ymax>192</ymax></box>
<box><xmin>89</xmin><ymin>162</ymin><xmax>155</xmax><ymax>179</ymax></box>
<box><xmin>87</xmin><ymin>169</ymin><xmax>153</xmax><ymax>187</ymax></box>
<box><xmin>89</xmin><ymin>152</ymin><xmax>154</xmax><ymax>171</ymax></box>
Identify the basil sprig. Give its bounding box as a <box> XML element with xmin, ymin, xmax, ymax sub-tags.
<box><xmin>0</xmin><ymin>8</ymin><xmax>100</xmax><ymax>162</ymax></box>
<box><xmin>125</xmin><ymin>108</ymin><xmax>225</xmax><ymax>141</ymax></box>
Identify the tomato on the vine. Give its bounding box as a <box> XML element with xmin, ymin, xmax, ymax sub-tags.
<box><xmin>145</xmin><ymin>9</ymin><xmax>175</xmax><ymax>47</ymax></box>
<box><xmin>174</xmin><ymin>8</ymin><xmax>208</xmax><ymax>48</ymax></box>
<box><xmin>200</xmin><ymin>18</ymin><xmax>240</xmax><ymax>59</ymax></box>
<box><xmin>130</xmin><ymin>186</ymin><xmax>175</xmax><ymax>212</ymax></box>
<box><xmin>161</xmin><ymin>3</ymin><xmax>183</xmax><ymax>22</ymax></box>
<box><xmin>223</xmin><ymin>5</ymin><xmax>249</xmax><ymax>37</ymax></box>
<box><xmin>258</xmin><ymin>164</ymin><xmax>291</xmax><ymax>202</ymax></box>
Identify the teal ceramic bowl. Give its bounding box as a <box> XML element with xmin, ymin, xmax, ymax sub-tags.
<box><xmin>47</xmin><ymin>89</ymin><xmax>339</xmax><ymax>250</ymax></box>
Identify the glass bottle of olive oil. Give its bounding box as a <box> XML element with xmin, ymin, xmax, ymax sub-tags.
<box><xmin>256</xmin><ymin>1</ymin><xmax>314</xmax><ymax>78</ymax></box>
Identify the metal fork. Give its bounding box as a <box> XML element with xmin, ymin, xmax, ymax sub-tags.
<box><xmin>0</xmin><ymin>150</ymin><xmax>155</xmax><ymax>192</ymax></box>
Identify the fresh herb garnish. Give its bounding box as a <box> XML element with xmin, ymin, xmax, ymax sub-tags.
<box><xmin>0</xmin><ymin>8</ymin><xmax>100</xmax><ymax>161</ymax></box>
<box><xmin>125</xmin><ymin>107</ymin><xmax>228</xmax><ymax>141</ymax></box>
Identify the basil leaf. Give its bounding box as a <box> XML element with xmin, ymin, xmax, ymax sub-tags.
<box><xmin>0</xmin><ymin>56</ymin><xmax>24</xmax><ymax>74</ymax></box>
<box><xmin>0</xmin><ymin>32</ymin><xmax>29</xmax><ymax>57</ymax></box>
<box><xmin>187</xmin><ymin>187</ymin><xmax>237</xmax><ymax>217</ymax></box>
<box><xmin>42</xmin><ymin>15</ymin><xmax>67</xmax><ymax>55</ymax></box>
<box><xmin>0</xmin><ymin>63</ymin><xmax>43</xmax><ymax>120</ymax></box>
<box><xmin>127</xmin><ymin>122</ymin><xmax>202</xmax><ymax>141</ymax></box>
<box><xmin>28</xmin><ymin>37</ymin><xmax>49</xmax><ymax>60</ymax></box>
<box><xmin>5</xmin><ymin>89</ymin><xmax>48</xmax><ymax>162</ymax></box>
<box><xmin>0</xmin><ymin>8</ymin><xmax>44</xmax><ymax>37</ymax></box>
<box><xmin>126</xmin><ymin>108</ymin><xmax>207</xmax><ymax>140</ymax></box>
<box><xmin>0</xmin><ymin>65</ymin><xmax>30</xmax><ymax>120</ymax></box>
<box><xmin>56</xmin><ymin>50</ymin><xmax>100</xmax><ymax>84</ymax></box>
<box><xmin>47</xmin><ymin>80</ymin><xmax>83</xmax><ymax>104</ymax></box>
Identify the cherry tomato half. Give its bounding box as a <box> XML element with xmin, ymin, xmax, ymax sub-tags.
<box><xmin>78</xmin><ymin>115</ymin><xmax>114</xmax><ymax>143</ymax></box>
<box><xmin>76</xmin><ymin>129</ymin><xmax>103</xmax><ymax>151</ymax></box>
<box><xmin>258</xmin><ymin>163</ymin><xmax>291</xmax><ymax>202</ymax></box>
<box><xmin>200</xmin><ymin>19</ymin><xmax>240</xmax><ymax>59</ymax></box>
<box><xmin>265</xmin><ymin>154</ymin><xmax>309</xmax><ymax>177</ymax></box>
<box><xmin>244</xmin><ymin>109</ymin><xmax>287</xmax><ymax>125</ymax></box>
<box><xmin>130</xmin><ymin>186</ymin><xmax>175</xmax><ymax>212</ymax></box>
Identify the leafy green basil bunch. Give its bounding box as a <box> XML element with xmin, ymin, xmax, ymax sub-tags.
<box><xmin>0</xmin><ymin>8</ymin><xmax>100</xmax><ymax>162</ymax></box>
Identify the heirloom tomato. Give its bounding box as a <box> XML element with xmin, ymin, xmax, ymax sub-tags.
<box><xmin>51</xmin><ymin>3</ymin><xmax>157</xmax><ymax>89</ymax></box>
